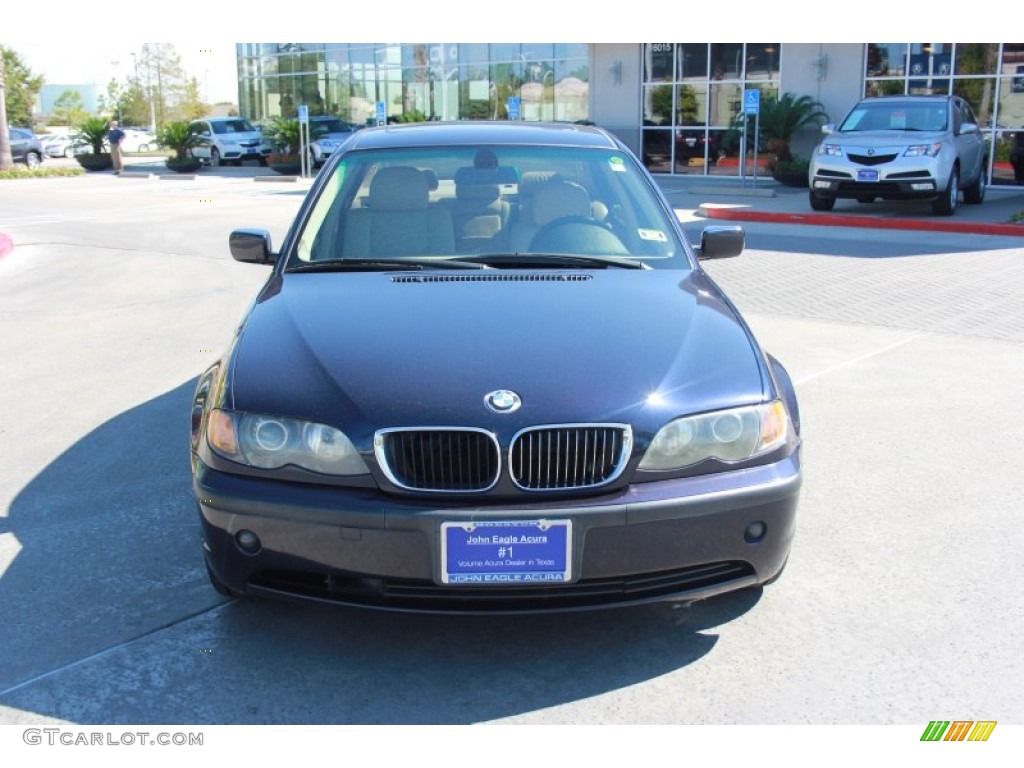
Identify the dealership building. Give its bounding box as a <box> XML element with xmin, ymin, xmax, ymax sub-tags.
<box><xmin>236</xmin><ymin>43</ymin><xmax>1024</xmax><ymax>185</ymax></box>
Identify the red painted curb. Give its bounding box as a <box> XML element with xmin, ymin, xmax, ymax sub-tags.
<box><xmin>702</xmin><ymin>207</ymin><xmax>1024</xmax><ymax>237</ymax></box>
<box><xmin>0</xmin><ymin>232</ymin><xmax>13</xmax><ymax>259</ymax></box>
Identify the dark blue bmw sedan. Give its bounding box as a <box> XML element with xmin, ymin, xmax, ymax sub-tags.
<box><xmin>190</xmin><ymin>121</ymin><xmax>802</xmax><ymax>613</ymax></box>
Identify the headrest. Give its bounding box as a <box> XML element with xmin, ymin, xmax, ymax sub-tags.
<box><xmin>454</xmin><ymin>165</ymin><xmax>520</xmax><ymax>186</ymax></box>
<box><xmin>532</xmin><ymin>181</ymin><xmax>591</xmax><ymax>226</ymax></box>
<box><xmin>369</xmin><ymin>166</ymin><xmax>430</xmax><ymax>211</ymax></box>
<box><xmin>456</xmin><ymin>183</ymin><xmax>500</xmax><ymax>203</ymax></box>
<box><xmin>418</xmin><ymin>168</ymin><xmax>439</xmax><ymax>191</ymax></box>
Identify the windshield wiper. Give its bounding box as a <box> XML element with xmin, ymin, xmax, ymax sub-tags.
<box><xmin>287</xmin><ymin>257</ymin><xmax>487</xmax><ymax>273</ymax></box>
<box><xmin>459</xmin><ymin>253</ymin><xmax>647</xmax><ymax>270</ymax></box>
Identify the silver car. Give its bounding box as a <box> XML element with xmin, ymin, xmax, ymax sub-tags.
<box><xmin>809</xmin><ymin>95</ymin><xmax>986</xmax><ymax>216</ymax></box>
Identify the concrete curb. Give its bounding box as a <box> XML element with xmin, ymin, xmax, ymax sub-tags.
<box><xmin>254</xmin><ymin>176</ymin><xmax>300</xmax><ymax>183</ymax></box>
<box><xmin>698</xmin><ymin>203</ymin><xmax>1024</xmax><ymax>238</ymax></box>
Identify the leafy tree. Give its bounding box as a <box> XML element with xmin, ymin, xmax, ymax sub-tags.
<box><xmin>758</xmin><ymin>93</ymin><xmax>828</xmax><ymax>162</ymax></box>
<box><xmin>173</xmin><ymin>77</ymin><xmax>209</xmax><ymax>122</ymax></box>
<box><xmin>1</xmin><ymin>46</ymin><xmax>44</xmax><ymax>127</ymax></box>
<box><xmin>115</xmin><ymin>81</ymin><xmax>152</xmax><ymax>128</ymax></box>
<box><xmin>53</xmin><ymin>89</ymin><xmax>87</xmax><ymax>127</ymax></box>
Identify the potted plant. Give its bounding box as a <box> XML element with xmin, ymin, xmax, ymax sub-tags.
<box><xmin>73</xmin><ymin>117</ymin><xmax>113</xmax><ymax>171</ymax></box>
<box><xmin>157</xmin><ymin>122</ymin><xmax>203</xmax><ymax>173</ymax></box>
<box><xmin>770</xmin><ymin>156</ymin><xmax>812</xmax><ymax>188</ymax></box>
<box><xmin>262</xmin><ymin>117</ymin><xmax>302</xmax><ymax>175</ymax></box>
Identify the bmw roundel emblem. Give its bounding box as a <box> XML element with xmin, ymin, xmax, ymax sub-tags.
<box><xmin>484</xmin><ymin>390</ymin><xmax>521</xmax><ymax>413</ymax></box>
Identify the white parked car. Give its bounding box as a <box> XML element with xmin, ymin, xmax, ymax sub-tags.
<box><xmin>119</xmin><ymin>129</ymin><xmax>157</xmax><ymax>153</ymax></box>
<box><xmin>809</xmin><ymin>95</ymin><xmax>987</xmax><ymax>216</ymax></box>
<box><xmin>187</xmin><ymin>117</ymin><xmax>272</xmax><ymax>166</ymax></box>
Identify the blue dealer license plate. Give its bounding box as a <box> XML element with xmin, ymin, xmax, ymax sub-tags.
<box><xmin>857</xmin><ymin>169</ymin><xmax>879</xmax><ymax>182</ymax></box>
<box><xmin>441</xmin><ymin>520</ymin><xmax>572</xmax><ymax>585</ymax></box>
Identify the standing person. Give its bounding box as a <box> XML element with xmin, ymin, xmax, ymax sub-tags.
<box><xmin>107</xmin><ymin>120</ymin><xmax>126</xmax><ymax>175</ymax></box>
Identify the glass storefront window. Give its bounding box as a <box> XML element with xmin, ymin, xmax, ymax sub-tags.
<box><xmin>676</xmin><ymin>44</ymin><xmax>707</xmax><ymax>81</ymax></box>
<box><xmin>675</xmin><ymin>84</ymin><xmax>707</xmax><ymax>125</ymax></box>
<box><xmin>867</xmin><ymin>44</ymin><xmax>907</xmax><ymax>77</ymax></box>
<box><xmin>954</xmin><ymin>78</ymin><xmax>998</xmax><ymax>126</ymax></box>
<box><xmin>644</xmin><ymin>44</ymin><xmax>674</xmax><ymax>82</ymax></box>
<box><xmin>745</xmin><ymin>44</ymin><xmax>779</xmax><ymax>81</ymax></box>
<box><xmin>643</xmin><ymin>85</ymin><xmax>673</xmax><ymax>126</ymax></box>
<box><xmin>709</xmin><ymin>43</ymin><xmax>744</xmax><ymax>80</ymax></box>
<box><xmin>865</xmin><ymin>79</ymin><xmax>906</xmax><ymax>97</ymax></box>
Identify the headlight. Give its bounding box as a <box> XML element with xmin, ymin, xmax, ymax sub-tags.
<box><xmin>207</xmin><ymin>409</ymin><xmax>369</xmax><ymax>475</ymax></box>
<box><xmin>903</xmin><ymin>143</ymin><xmax>942</xmax><ymax>158</ymax></box>
<box><xmin>818</xmin><ymin>143</ymin><xmax>843</xmax><ymax>157</ymax></box>
<box><xmin>639</xmin><ymin>401</ymin><xmax>790</xmax><ymax>471</ymax></box>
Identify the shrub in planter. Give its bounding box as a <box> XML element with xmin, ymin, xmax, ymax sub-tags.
<box><xmin>267</xmin><ymin>151</ymin><xmax>301</xmax><ymax>175</ymax></box>
<box><xmin>770</xmin><ymin>157</ymin><xmax>811</xmax><ymax>188</ymax></box>
<box><xmin>73</xmin><ymin>117</ymin><xmax>113</xmax><ymax>171</ymax></box>
<box><xmin>157</xmin><ymin>121</ymin><xmax>202</xmax><ymax>173</ymax></box>
<box><xmin>76</xmin><ymin>153</ymin><xmax>113</xmax><ymax>171</ymax></box>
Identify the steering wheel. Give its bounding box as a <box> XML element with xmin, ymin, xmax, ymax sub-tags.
<box><xmin>527</xmin><ymin>215</ymin><xmax>630</xmax><ymax>256</ymax></box>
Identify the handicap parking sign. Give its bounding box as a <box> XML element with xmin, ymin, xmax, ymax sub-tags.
<box><xmin>744</xmin><ymin>89</ymin><xmax>760</xmax><ymax>115</ymax></box>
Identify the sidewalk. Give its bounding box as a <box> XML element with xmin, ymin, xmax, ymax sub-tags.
<box><xmin>655</xmin><ymin>174</ymin><xmax>1024</xmax><ymax>237</ymax></box>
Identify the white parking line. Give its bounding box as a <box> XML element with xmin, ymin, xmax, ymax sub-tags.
<box><xmin>793</xmin><ymin>333</ymin><xmax>924</xmax><ymax>385</ymax></box>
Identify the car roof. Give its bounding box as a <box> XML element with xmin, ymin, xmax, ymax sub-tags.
<box><xmin>859</xmin><ymin>95</ymin><xmax>953</xmax><ymax>104</ymax></box>
<box><xmin>341</xmin><ymin>121</ymin><xmax>622</xmax><ymax>152</ymax></box>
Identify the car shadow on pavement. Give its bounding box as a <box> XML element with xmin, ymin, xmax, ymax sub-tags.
<box><xmin>0</xmin><ymin>380</ymin><xmax>761</xmax><ymax>725</ymax></box>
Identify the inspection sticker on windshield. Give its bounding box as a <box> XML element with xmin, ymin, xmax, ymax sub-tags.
<box><xmin>638</xmin><ymin>228</ymin><xmax>668</xmax><ymax>242</ymax></box>
<box><xmin>441</xmin><ymin>519</ymin><xmax>572</xmax><ymax>584</ymax></box>
<box><xmin>608</xmin><ymin>156</ymin><xmax>627</xmax><ymax>172</ymax></box>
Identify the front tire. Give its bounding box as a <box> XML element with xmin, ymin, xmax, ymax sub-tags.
<box><xmin>210</xmin><ymin>147</ymin><xmax>221</xmax><ymax>167</ymax></box>
<box><xmin>962</xmin><ymin>165</ymin><xmax>986</xmax><ymax>205</ymax></box>
<box><xmin>809</xmin><ymin>191</ymin><xmax>835</xmax><ymax>211</ymax></box>
<box><xmin>25</xmin><ymin>151</ymin><xmax>41</xmax><ymax>169</ymax></box>
<box><xmin>933</xmin><ymin>167</ymin><xmax>959</xmax><ymax>215</ymax></box>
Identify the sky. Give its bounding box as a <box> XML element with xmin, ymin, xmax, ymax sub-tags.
<box><xmin>9</xmin><ymin>40</ymin><xmax>240</xmax><ymax>105</ymax></box>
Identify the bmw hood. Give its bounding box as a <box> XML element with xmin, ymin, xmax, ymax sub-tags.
<box><xmin>229</xmin><ymin>269</ymin><xmax>768</xmax><ymax>441</ymax></box>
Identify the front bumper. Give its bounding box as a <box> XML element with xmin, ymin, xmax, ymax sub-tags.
<box><xmin>193</xmin><ymin>452</ymin><xmax>801</xmax><ymax>613</ymax></box>
<box><xmin>218</xmin><ymin>145</ymin><xmax>272</xmax><ymax>160</ymax></box>
<box><xmin>810</xmin><ymin>156</ymin><xmax>949</xmax><ymax>200</ymax></box>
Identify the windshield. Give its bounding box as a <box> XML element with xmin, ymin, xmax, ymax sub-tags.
<box><xmin>292</xmin><ymin>144</ymin><xmax>684</xmax><ymax>269</ymax></box>
<box><xmin>212</xmin><ymin>119</ymin><xmax>257</xmax><ymax>135</ymax></box>
<box><xmin>840</xmin><ymin>102</ymin><xmax>948</xmax><ymax>132</ymax></box>
<box><xmin>311</xmin><ymin>119</ymin><xmax>353</xmax><ymax>137</ymax></box>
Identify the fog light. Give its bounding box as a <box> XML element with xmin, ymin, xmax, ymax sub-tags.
<box><xmin>911</xmin><ymin>182</ymin><xmax>935</xmax><ymax>191</ymax></box>
<box><xmin>744</xmin><ymin>521</ymin><xmax>767</xmax><ymax>543</ymax></box>
<box><xmin>236</xmin><ymin>529</ymin><xmax>262</xmax><ymax>554</ymax></box>
<box><xmin>813</xmin><ymin>180</ymin><xmax>831</xmax><ymax>190</ymax></box>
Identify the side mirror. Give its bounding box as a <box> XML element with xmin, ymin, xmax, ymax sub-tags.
<box><xmin>960</xmin><ymin>122</ymin><xmax>979</xmax><ymax>135</ymax></box>
<box><xmin>821</xmin><ymin>123</ymin><xmax>836</xmax><ymax>135</ymax></box>
<box><xmin>695</xmin><ymin>225</ymin><xmax>744</xmax><ymax>260</ymax></box>
<box><xmin>229</xmin><ymin>229</ymin><xmax>276</xmax><ymax>265</ymax></box>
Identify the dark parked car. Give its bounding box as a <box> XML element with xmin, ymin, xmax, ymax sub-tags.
<box><xmin>8</xmin><ymin>128</ymin><xmax>44</xmax><ymax>168</ymax></box>
<box><xmin>190</xmin><ymin>121</ymin><xmax>803</xmax><ymax>613</ymax></box>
